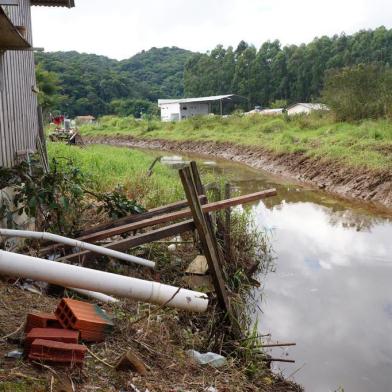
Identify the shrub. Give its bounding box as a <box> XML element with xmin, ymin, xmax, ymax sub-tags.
<box><xmin>322</xmin><ymin>63</ymin><xmax>392</xmax><ymax>121</ymax></box>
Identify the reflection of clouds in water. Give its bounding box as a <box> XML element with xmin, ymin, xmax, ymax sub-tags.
<box><xmin>253</xmin><ymin>201</ymin><xmax>392</xmax><ymax>392</ymax></box>
<box><xmin>254</xmin><ymin>201</ymin><xmax>392</xmax><ymax>269</ymax></box>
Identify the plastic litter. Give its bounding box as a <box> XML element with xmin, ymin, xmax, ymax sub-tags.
<box><xmin>186</xmin><ymin>349</ymin><xmax>226</xmax><ymax>368</ymax></box>
<box><xmin>5</xmin><ymin>349</ymin><xmax>24</xmax><ymax>359</ymax></box>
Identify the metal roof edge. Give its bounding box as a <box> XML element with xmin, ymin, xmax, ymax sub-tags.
<box><xmin>31</xmin><ymin>0</ymin><xmax>75</xmax><ymax>8</ymax></box>
<box><xmin>158</xmin><ymin>94</ymin><xmax>240</xmax><ymax>105</ymax></box>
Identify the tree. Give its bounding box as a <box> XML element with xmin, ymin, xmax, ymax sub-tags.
<box><xmin>35</xmin><ymin>64</ymin><xmax>66</xmax><ymax>116</ymax></box>
<box><xmin>322</xmin><ymin>63</ymin><xmax>392</xmax><ymax>121</ymax></box>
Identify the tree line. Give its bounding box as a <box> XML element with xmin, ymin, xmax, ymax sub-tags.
<box><xmin>184</xmin><ymin>26</ymin><xmax>392</xmax><ymax>109</ymax></box>
<box><xmin>36</xmin><ymin>26</ymin><xmax>392</xmax><ymax>119</ymax></box>
<box><xmin>35</xmin><ymin>47</ymin><xmax>193</xmax><ymax>118</ymax></box>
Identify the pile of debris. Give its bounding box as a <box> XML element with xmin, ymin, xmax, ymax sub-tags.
<box><xmin>0</xmin><ymin>161</ymin><xmax>302</xmax><ymax>390</ymax></box>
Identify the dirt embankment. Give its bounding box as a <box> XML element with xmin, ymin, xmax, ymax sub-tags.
<box><xmin>86</xmin><ymin>136</ymin><xmax>392</xmax><ymax>210</ymax></box>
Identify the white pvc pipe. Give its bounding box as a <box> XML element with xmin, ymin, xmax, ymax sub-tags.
<box><xmin>0</xmin><ymin>229</ymin><xmax>155</xmax><ymax>269</ymax></box>
<box><xmin>68</xmin><ymin>287</ymin><xmax>119</xmax><ymax>304</ymax></box>
<box><xmin>0</xmin><ymin>250</ymin><xmax>209</xmax><ymax>312</ymax></box>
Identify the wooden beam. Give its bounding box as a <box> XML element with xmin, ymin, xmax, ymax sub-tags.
<box><xmin>0</xmin><ymin>7</ymin><xmax>30</xmax><ymax>50</ymax></box>
<box><xmin>190</xmin><ymin>161</ymin><xmax>205</xmax><ymax>195</ymax></box>
<box><xmin>40</xmin><ymin>197</ymin><xmax>206</xmax><ymax>256</ymax></box>
<box><xmin>224</xmin><ymin>183</ymin><xmax>231</xmax><ymax>260</ymax></box>
<box><xmin>40</xmin><ymin>188</ymin><xmax>276</xmax><ymax>257</ymax></box>
<box><xmin>74</xmin><ymin>188</ymin><xmax>277</xmax><ymax>244</ymax></box>
<box><xmin>78</xmin><ymin>197</ymin><xmax>205</xmax><ymax>238</ymax></box>
<box><xmin>179</xmin><ymin>166</ymin><xmax>230</xmax><ymax>312</ymax></box>
<box><xmin>56</xmin><ymin>220</ymin><xmax>195</xmax><ymax>264</ymax></box>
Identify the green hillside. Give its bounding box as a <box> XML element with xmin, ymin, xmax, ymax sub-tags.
<box><xmin>35</xmin><ymin>47</ymin><xmax>194</xmax><ymax>117</ymax></box>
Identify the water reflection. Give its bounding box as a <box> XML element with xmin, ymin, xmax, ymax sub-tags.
<box><xmin>158</xmin><ymin>150</ymin><xmax>392</xmax><ymax>391</ymax></box>
<box><xmin>254</xmin><ymin>201</ymin><xmax>392</xmax><ymax>392</ymax></box>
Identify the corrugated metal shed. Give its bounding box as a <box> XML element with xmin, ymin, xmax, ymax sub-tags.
<box><xmin>0</xmin><ymin>0</ymin><xmax>75</xmax><ymax>167</ymax></box>
<box><xmin>30</xmin><ymin>0</ymin><xmax>75</xmax><ymax>7</ymax></box>
<box><xmin>0</xmin><ymin>1</ymin><xmax>38</xmax><ymax>167</ymax></box>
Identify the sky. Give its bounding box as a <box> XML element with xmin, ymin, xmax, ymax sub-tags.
<box><xmin>31</xmin><ymin>0</ymin><xmax>392</xmax><ymax>60</ymax></box>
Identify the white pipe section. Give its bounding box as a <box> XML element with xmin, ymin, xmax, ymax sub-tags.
<box><xmin>68</xmin><ymin>288</ymin><xmax>119</xmax><ymax>304</ymax></box>
<box><xmin>0</xmin><ymin>250</ymin><xmax>209</xmax><ymax>312</ymax></box>
<box><xmin>0</xmin><ymin>229</ymin><xmax>155</xmax><ymax>269</ymax></box>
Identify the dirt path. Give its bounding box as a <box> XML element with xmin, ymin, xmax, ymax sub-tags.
<box><xmin>86</xmin><ymin>136</ymin><xmax>392</xmax><ymax>210</ymax></box>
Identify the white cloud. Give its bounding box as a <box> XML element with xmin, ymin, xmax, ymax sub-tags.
<box><xmin>31</xmin><ymin>0</ymin><xmax>392</xmax><ymax>60</ymax></box>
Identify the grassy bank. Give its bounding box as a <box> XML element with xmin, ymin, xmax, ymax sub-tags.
<box><xmin>79</xmin><ymin>114</ymin><xmax>392</xmax><ymax>171</ymax></box>
<box><xmin>47</xmin><ymin>143</ymin><xmax>184</xmax><ymax>209</ymax></box>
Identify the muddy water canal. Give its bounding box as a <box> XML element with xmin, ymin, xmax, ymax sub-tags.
<box><xmin>157</xmin><ymin>152</ymin><xmax>392</xmax><ymax>392</ymax></box>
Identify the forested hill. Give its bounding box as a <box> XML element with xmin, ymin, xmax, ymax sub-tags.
<box><xmin>35</xmin><ymin>47</ymin><xmax>194</xmax><ymax>117</ymax></box>
<box><xmin>36</xmin><ymin>27</ymin><xmax>392</xmax><ymax>117</ymax></box>
<box><xmin>184</xmin><ymin>26</ymin><xmax>392</xmax><ymax>108</ymax></box>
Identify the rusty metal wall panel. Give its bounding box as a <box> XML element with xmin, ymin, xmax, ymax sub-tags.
<box><xmin>0</xmin><ymin>0</ymin><xmax>38</xmax><ymax>167</ymax></box>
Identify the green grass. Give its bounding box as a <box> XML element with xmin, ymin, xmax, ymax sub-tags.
<box><xmin>47</xmin><ymin>143</ymin><xmax>185</xmax><ymax>209</ymax></box>
<box><xmin>79</xmin><ymin>113</ymin><xmax>392</xmax><ymax>171</ymax></box>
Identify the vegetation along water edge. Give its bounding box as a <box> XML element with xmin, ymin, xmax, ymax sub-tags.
<box><xmin>78</xmin><ymin>114</ymin><xmax>392</xmax><ymax>210</ymax></box>
<box><xmin>0</xmin><ymin>143</ymin><xmax>302</xmax><ymax>391</ymax></box>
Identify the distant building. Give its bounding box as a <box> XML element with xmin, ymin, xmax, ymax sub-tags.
<box><xmin>245</xmin><ymin>107</ymin><xmax>284</xmax><ymax>116</ymax></box>
<box><xmin>158</xmin><ymin>95</ymin><xmax>242</xmax><ymax>122</ymax></box>
<box><xmin>75</xmin><ymin>115</ymin><xmax>96</xmax><ymax>125</ymax></box>
<box><xmin>0</xmin><ymin>0</ymin><xmax>75</xmax><ymax>167</ymax></box>
<box><xmin>287</xmin><ymin>103</ymin><xmax>329</xmax><ymax>116</ymax></box>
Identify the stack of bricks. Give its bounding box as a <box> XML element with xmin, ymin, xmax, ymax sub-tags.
<box><xmin>25</xmin><ymin>312</ymin><xmax>62</xmax><ymax>333</ymax></box>
<box><xmin>29</xmin><ymin>339</ymin><xmax>87</xmax><ymax>365</ymax></box>
<box><xmin>55</xmin><ymin>298</ymin><xmax>114</xmax><ymax>342</ymax></box>
<box><xmin>23</xmin><ymin>298</ymin><xmax>113</xmax><ymax>366</ymax></box>
<box><xmin>25</xmin><ymin>328</ymin><xmax>79</xmax><ymax>352</ymax></box>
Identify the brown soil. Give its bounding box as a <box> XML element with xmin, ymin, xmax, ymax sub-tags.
<box><xmin>86</xmin><ymin>136</ymin><xmax>392</xmax><ymax>211</ymax></box>
<box><xmin>0</xmin><ymin>281</ymin><xmax>301</xmax><ymax>392</ymax></box>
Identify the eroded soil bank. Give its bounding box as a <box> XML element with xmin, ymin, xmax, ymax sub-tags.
<box><xmin>86</xmin><ymin>136</ymin><xmax>392</xmax><ymax>210</ymax></box>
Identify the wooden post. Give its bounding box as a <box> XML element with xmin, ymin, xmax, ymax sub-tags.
<box><xmin>224</xmin><ymin>183</ymin><xmax>231</xmax><ymax>261</ymax></box>
<box><xmin>190</xmin><ymin>161</ymin><xmax>220</xmax><ymax>256</ymax></box>
<box><xmin>179</xmin><ymin>166</ymin><xmax>230</xmax><ymax>312</ymax></box>
<box><xmin>190</xmin><ymin>161</ymin><xmax>204</xmax><ymax>195</ymax></box>
<box><xmin>37</xmin><ymin>105</ymin><xmax>49</xmax><ymax>173</ymax></box>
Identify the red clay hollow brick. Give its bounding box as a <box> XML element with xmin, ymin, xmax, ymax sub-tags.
<box><xmin>28</xmin><ymin>339</ymin><xmax>86</xmax><ymax>365</ymax></box>
<box><xmin>55</xmin><ymin>298</ymin><xmax>113</xmax><ymax>342</ymax></box>
<box><xmin>25</xmin><ymin>312</ymin><xmax>62</xmax><ymax>333</ymax></box>
<box><xmin>25</xmin><ymin>328</ymin><xmax>79</xmax><ymax>354</ymax></box>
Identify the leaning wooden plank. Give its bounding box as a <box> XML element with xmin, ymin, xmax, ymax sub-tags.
<box><xmin>78</xmin><ymin>197</ymin><xmax>206</xmax><ymax>237</ymax></box>
<box><xmin>190</xmin><ymin>160</ymin><xmax>222</xmax><ymax>265</ymax></box>
<box><xmin>179</xmin><ymin>166</ymin><xmax>230</xmax><ymax>312</ymax></box>
<box><xmin>57</xmin><ymin>220</ymin><xmax>195</xmax><ymax>264</ymax></box>
<box><xmin>76</xmin><ymin>188</ymin><xmax>277</xmax><ymax>244</ymax></box>
<box><xmin>39</xmin><ymin>197</ymin><xmax>206</xmax><ymax>256</ymax></box>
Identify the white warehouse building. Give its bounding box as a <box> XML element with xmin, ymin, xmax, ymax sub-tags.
<box><xmin>158</xmin><ymin>94</ymin><xmax>241</xmax><ymax>122</ymax></box>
